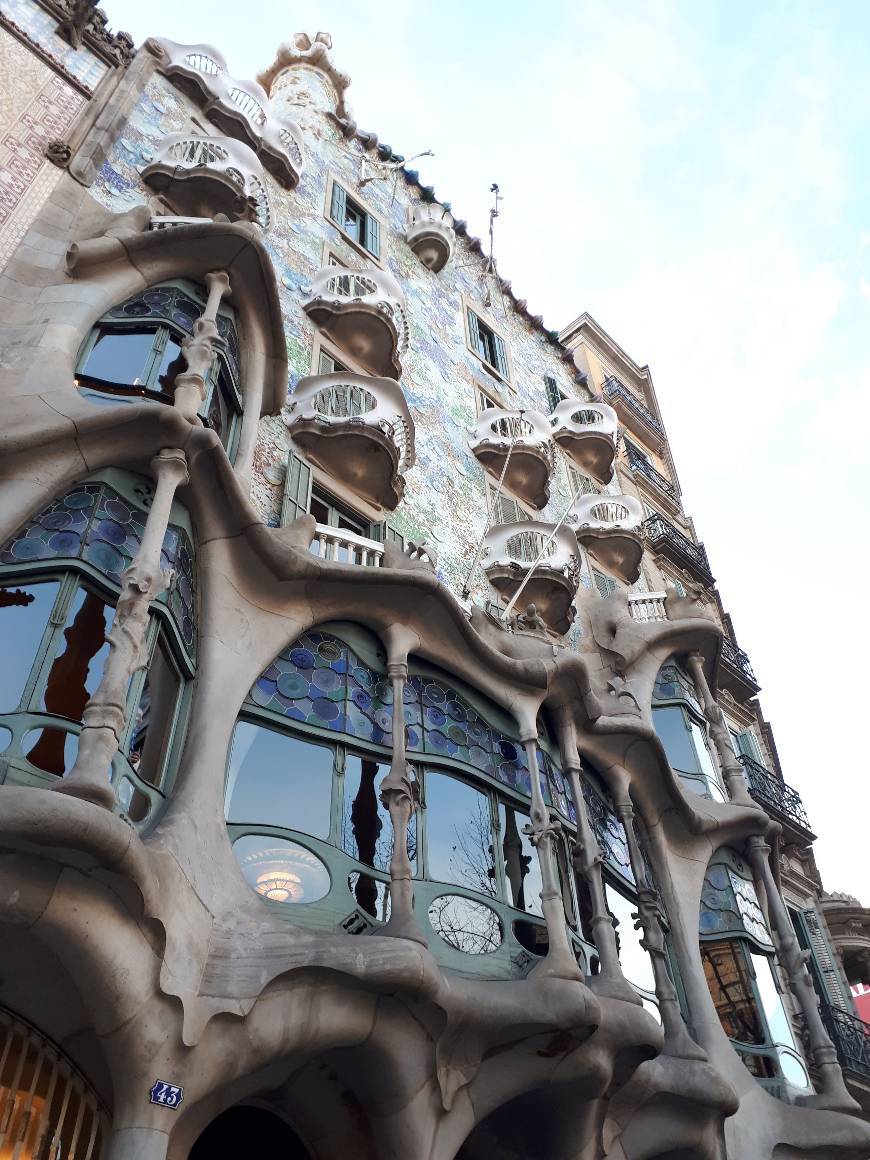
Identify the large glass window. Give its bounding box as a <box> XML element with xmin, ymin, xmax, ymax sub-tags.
<box><xmin>426</xmin><ymin>771</ymin><xmax>496</xmax><ymax>895</ymax></box>
<box><xmin>342</xmin><ymin>753</ymin><xmax>416</xmax><ymax>874</ymax></box>
<box><xmin>652</xmin><ymin>657</ymin><xmax>726</xmax><ymax>802</ymax></box>
<box><xmin>500</xmin><ymin>801</ymin><xmax>542</xmax><ymax>917</ymax></box>
<box><xmin>0</xmin><ymin>580</ymin><xmax>59</xmax><ymax>711</ymax></box>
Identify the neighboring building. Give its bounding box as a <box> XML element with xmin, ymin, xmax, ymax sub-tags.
<box><xmin>0</xmin><ymin>3</ymin><xmax>868</xmax><ymax>1158</ymax></box>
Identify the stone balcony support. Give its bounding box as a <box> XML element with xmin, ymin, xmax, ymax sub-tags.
<box><xmin>284</xmin><ymin>372</ymin><xmax>415</xmax><ymax>509</ymax></box>
<box><xmin>469</xmin><ymin>407</ymin><xmax>554</xmax><ymax>509</ymax></box>
<box><xmin>405</xmin><ymin>203</ymin><xmax>455</xmax><ymax>272</ymax></box>
<box><xmin>302</xmin><ymin>267</ymin><xmax>409</xmax><ymax>379</ymax></box>
<box><xmin>550</xmin><ymin>398</ymin><xmax>618</xmax><ymax>484</ymax></box>
<box><xmin>482</xmin><ymin>521</ymin><xmax>581</xmax><ymax>635</ymax></box>
<box><xmin>570</xmin><ymin>494</ymin><xmax>644</xmax><ymax>586</ymax></box>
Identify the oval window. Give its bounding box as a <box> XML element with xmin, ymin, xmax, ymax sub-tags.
<box><xmin>233</xmin><ymin>835</ymin><xmax>330</xmax><ymax>905</ymax></box>
<box><xmin>428</xmin><ymin>894</ymin><xmax>503</xmax><ymax>955</ymax></box>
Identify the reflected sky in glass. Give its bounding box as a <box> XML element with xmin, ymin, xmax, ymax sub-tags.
<box><xmin>425</xmin><ymin>770</ymin><xmax>495</xmax><ymax>896</ymax></box>
<box><xmin>0</xmin><ymin>581</ymin><xmax>58</xmax><ymax>712</ymax></box>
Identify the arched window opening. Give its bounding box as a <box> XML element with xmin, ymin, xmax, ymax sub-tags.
<box><xmin>699</xmin><ymin>848</ymin><xmax>810</xmax><ymax>1094</ymax></box>
<box><xmin>652</xmin><ymin>657</ymin><xmax>726</xmax><ymax>802</ymax></box>
<box><xmin>189</xmin><ymin>1105</ymin><xmax>313</xmax><ymax>1160</ymax></box>
<box><xmin>75</xmin><ymin>281</ymin><xmax>242</xmax><ymax>457</ymax></box>
<box><xmin>225</xmin><ymin>626</ymin><xmax>595</xmax><ymax>973</ymax></box>
<box><xmin>0</xmin><ymin>1005</ymin><xmax>108</xmax><ymax>1159</ymax></box>
<box><xmin>0</xmin><ymin>473</ymin><xmax>195</xmax><ymax>822</ymax></box>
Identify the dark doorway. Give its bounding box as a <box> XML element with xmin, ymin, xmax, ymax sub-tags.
<box><xmin>189</xmin><ymin>1105</ymin><xmax>312</xmax><ymax>1159</ymax></box>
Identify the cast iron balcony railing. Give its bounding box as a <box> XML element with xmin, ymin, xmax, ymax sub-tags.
<box><xmin>603</xmin><ymin>375</ymin><xmax>664</xmax><ymax>438</ymax></box>
<box><xmin>302</xmin><ymin>267</ymin><xmax>409</xmax><ymax>380</ymax></box>
<box><xmin>549</xmin><ymin>399</ymin><xmax>617</xmax><ymax>484</ymax></box>
<box><xmin>142</xmin><ymin>133</ymin><xmax>271</xmax><ymax>229</ymax></box>
<box><xmin>572</xmin><ymin>494</ymin><xmax>645</xmax><ymax>586</ymax></box>
<box><xmin>642</xmin><ymin>512</ymin><xmax>714</xmax><ymax>587</ymax></box>
<box><xmin>482</xmin><ymin>521</ymin><xmax>581</xmax><ymax>635</ymax></box>
<box><xmin>738</xmin><ymin>754</ymin><xmax>813</xmax><ymax>837</ymax></box>
<box><xmin>285</xmin><ymin>372</ymin><xmax>415</xmax><ymax>510</ymax></box>
<box><xmin>624</xmin><ymin>442</ymin><xmax>676</xmax><ymax>499</ymax></box>
<box><xmin>469</xmin><ymin>408</ymin><xmax>555</xmax><ymax>509</ymax></box>
<box><xmin>720</xmin><ymin>636</ymin><xmax>761</xmax><ymax>698</ymax></box>
<box><xmin>820</xmin><ymin>1004</ymin><xmax>870</xmax><ymax>1080</ymax></box>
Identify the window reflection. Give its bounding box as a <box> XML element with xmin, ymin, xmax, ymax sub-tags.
<box><xmin>429</xmin><ymin>894</ymin><xmax>503</xmax><ymax>955</ymax></box>
<box><xmin>700</xmin><ymin>940</ymin><xmax>766</xmax><ymax>1045</ymax></box>
<box><xmin>129</xmin><ymin>639</ymin><xmax>181</xmax><ymax>788</ymax></box>
<box><xmin>80</xmin><ymin>326</ymin><xmax>158</xmax><ymax>387</ymax></box>
<box><xmin>606</xmin><ymin>883</ymin><xmax>656</xmax><ymax>996</ymax></box>
<box><xmin>225</xmin><ymin>722</ymin><xmax>333</xmax><ymax>838</ymax></box>
<box><xmin>653</xmin><ymin>706</ymin><xmax>698</xmax><ymax>775</ymax></box>
<box><xmin>342</xmin><ymin>754</ymin><xmax>416</xmax><ymax>875</ymax></box>
<box><xmin>500</xmin><ymin>802</ymin><xmax>543</xmax><ymax>917</ymax></box>
<box><xmin>233</xmin><ymin>834</ymin><xmax>330</xmax><ymax>904</ymax></box>
<box><xmin>425</xmin><ymin>771</ymin><xmax>496</xmax><ymax>896</ymax></box>
<box><xmin>155</xmin><ymin>335</ymin><xmax>185</xmax><ymax>396</ymax></box>
<box><xmin>0</xmin><ymin>581</ymin><xmax>58</xmax><ymax>712</ymax></box>
<box><xmin>348</xmin><ymin>871</ymin><xmax>390</xmax><ymax>921</ymax></box>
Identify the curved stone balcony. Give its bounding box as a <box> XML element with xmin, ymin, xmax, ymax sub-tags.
<box><xmin>482</xmin><ymin>521</ymin><xmax>581</xmax><ymax>635</ymax></box>
<box><xmin>550</xmin><ymin>398</ymin><xmax>618</xmax><ymax>484</ymax></box>
<box><xmin>570</xmin><ymin>494</ymin><xmax>644</xmax><ymax>585</ymax></box>
<box><xmin>405</xmin><ymin>203</ymin><xmax>455</xmax><ymax>272</ymax></box>
<box><xmin>469</xmin><ymin>407</ymin><xmax>554</xmax><ymax>509</ymax></box>
<box><xmin>142</xmin><ymin>134</ymin><xmax>271</xmax><ymax>229</ymax></box>
<box><xmin>285</xmin><ymin>372</ymin><xmax>415</xmax><ymax>509</ymax></box>
<box><xmin>145</xmin><ymin>38</ymin><xmax>305</xmax><ymax>188</ymax></box>
<box><xmin>302</xmin><ymin>267</ymin><xmax>409</xmax><ymax>380</ymax></box>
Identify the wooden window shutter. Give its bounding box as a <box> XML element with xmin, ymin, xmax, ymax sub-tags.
<box><xmin>330</xmin><ymin>182</ymin><xmax>347</xmax><ymax>227</ymax></box>
<box><xmin>467</xmin><ymin>308</ymin><xmax>484</xmax><ymax>358</ymax></box>
<box><xmin>281</xmin><ymin>449</ymin><xmax>312</xmax><ymax>525</ymax></box>
<box><xmin>799</xmin><ymin>908</ymin><xmax>849</xmax><ymax>1009</ymax></box>
<box><xmin>490</xmin><ymin>489</ymin><xmax>521</xmax><ymax>526</ymax></box>
<box><xmin>364</xmin><ymin>213</ymin><xmax>380</xmax><ymax>258</ymax></box>
<box><xmin>593</xmin><ymin>569</ymin><xmax>617</xmax><ymax>598</ymax></box>
<box><xmin>371</xmin><ymin>522</ymin><xmax>405</xmax><ymax>549</ymax></box>
<box><xmin>492</xmin><ymin>332</ymin><xmax>509</xmax><ymax>379</ymax></box>
<box><xmin>544</xmin><ymin>375</ymin><xmax>562</xmax><ymax>411</ymax></box>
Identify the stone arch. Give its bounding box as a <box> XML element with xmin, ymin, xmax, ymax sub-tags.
<box><xmin>189</xmin><ymin>1102</ymin><xmax>313</xmax><ymax>1159</ymax></box>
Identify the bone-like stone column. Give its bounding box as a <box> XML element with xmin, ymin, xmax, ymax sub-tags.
<box><xmin>685</xmin><ymin>652</ymin><xmax>753</xmax><ymax>806</ymax></box>
<box><xmin>745</xmin><ymin>832</ymin><xmax>860</xmax><ymax>1112</ymax></box>
<box><xmin>378</xmin><ymin>659</ymin><xmax>426</xmax><ymax>944</ymax></box>
<box><xmin>556</xmin><ymin>708</ymin><xmax>637</xmax><ymax>1001</ymax></box>
<box><xmin>55</xmin><ymin>449</ymin><xmax>189</xmax><ymax>808</ymax></box>
<box><xmin>520</xmin><ymin>731</ymin><xmax>582</xmax><ymax>981</ymax></box>
<box><xmin>613</xmin><ymin>790</ymin><xmax>707</xmax><ymax>1058</ymax></box>
<box><xmin>173</xmin><ymin>270</ymin><xmax>231</xmax><ymax>420</ymax></box>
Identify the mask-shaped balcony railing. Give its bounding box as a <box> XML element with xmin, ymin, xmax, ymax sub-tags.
<box><xmin>624</xmin><ymin>442</ymin><xmax>676</xmax><ymax>499</ymax></box>
<box><xmin>482</xmin><ymin>521</ymin><xmax>581</xmax><ymax>635</ymax></box>
<box><xmin>145</xmin><ymin>38</ymin><xmax>305</xmax><ymax>188</ymax></box>
<box><xmin>570</xmin><ymin>494</ymin><xmax>644</xmax><ymax>586</ymax></box>
<box><xmin>642</xmin><ymin>513</ymin><xmax>714</xmax><ymax>587</ymax></box>
<box><xmin>549</xmin><ymin>399</ymin><xmax>617</xmax><ymax>485</ymax></box>
<box><xmin>285</xmin><ymin>372</ymin><xmax>415</xmax><ymax>510</ymax></box>
<box><xmin>737</xmin><ymin>754</ymin><xmax>813</xmax><ymax>837</ymax></box>
<box><xmin>469</xmin><ymin>408</ymin><xmax>555</xmax><ymax>509</ymax></box>
<box><xmin>142</xmin><ymin>133</ymin><xmax>271</xmax><ymax>229</ymax></box>
<box><xmin>405</xmin><ymin>203</ymin><xmax>455</xmax><ymax>272</ymax></box>
<box><xmin>820</xmin><ymin>1005</ymin><xmax>870</xmax><ymax>1080</ymax></box>
<box><xmin>602</xmin><ymin>375</ymin><xmax>664</xmax><ymax>439</ymax></box>
<box><xmin>719</xmin><ymin>636</ymin><xmax>761</xmax><ymax>698</ymax></box>
<box><xmin>302</xmin><ymin>267</ymin><xmax>409</xmax><ymax>380</ymax></box>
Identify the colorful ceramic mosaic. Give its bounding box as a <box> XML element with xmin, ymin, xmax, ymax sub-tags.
<box><xmin>582</xmin><ymin>778</ymin><xmax>635</xmax><ymax>885</ymax></box>
<box><xmin>248</xmin><ymin>630</ymin><xmax>572</xmax><ymax>816</ymax></box>
<box><xmin>653</xmin><ymin>660</ymin><xmax>702</xmax><ymax>712</ymax></box>
<box><xmin>0</xmin><ymin>0</ymin><xmax>109</xmax><ymax>90</ymax></box>
<box><xmin>699</xmin><ymin>863</ymin><xmax>772</xmax><ymax>948</ymax></box>
<box><xmin>0</xmin><ymin>481</ymin><xmax>196</xmax><ymax>658</ymax></box>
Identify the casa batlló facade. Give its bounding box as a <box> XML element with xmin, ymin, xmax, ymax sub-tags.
<box><xmin>0</xmin><ymin>2</ymin><xmax>868</xmax><ymax>1157</ymax></box>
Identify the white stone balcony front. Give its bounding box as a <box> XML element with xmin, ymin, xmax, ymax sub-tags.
<box><xmin>550</xmin><ymin>399</ymin><xmax>618</xmax><ymax>484</ymax></box>
<box><xmin>482</xmin><ymin>521</ymin><xmax>581</xmax><ymax>635</ymax></box>
<box><xmin>285</xmin><ymin>372</ymin><xmax>415</xmax><ymax>510</ymax></box>
<box><xmin>469</xmin><ymin>408</ymin><xmax>554</xmax><ymax>509</ymax></box>
<box><xmin>142</xmin><ymin>134</ymin><xmax>271</xmax><ymax>229</ymax></box>
<box><xmin>405</xmin><ymin>203</ymin><xmax>455</xmax><ymax>272</ymax></box>
<box><xmin>302</xmin><ymin>267</ymin><xmax>409</xmax><ymax>380</ymax></box>
<box><xmin>627</xmin><ymin>590</ymin><xmax>668</xmax><ymax>623</ymax></box>
<box><xmin>570</xmin><ymin>494</ymin><xmax>644</xmax><ymax>585</ymax></box>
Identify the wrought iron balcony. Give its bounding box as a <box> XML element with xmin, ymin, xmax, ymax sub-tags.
<box><xmin>720</xmin><ymin>636</ymin><xmax>761</xmax><ymax>698</ymax></box>
<box><xmin>549</xmin><ymin>399</ymin><xmax>617</xmax><ymax>485</ymax></box>
<box><xmin>624</xmin><ymin>442</ymin><xmax>676</xmax><ymax>499</ymax></box>
<box><xmin>570</xmin><ymin>494</ymin><xmax>644</xmax><ymax>586</ymax></box>
<box><xmin>821</xmin><ymin>1005</ymin><xmax>870</xmax><ymax>1080</ymax></box>
<box><xmin>482</xmin><ymin>521</ymin><xmax>581</xmax><ymax>635</ymax></box>
<box><xmin>142</xmin><ymin>134</ymin><xmax>271</xmax><ymax>229</ymax></box>
<box><xmin>405</xmin><ymin>203</ymin><xmax>455</xmax><ymax>272</ymax></box>
<box><xmin>603</xmin><ymin>375</ymin><xmax>664</xmax><ymax>439</ymax></box>
<box><xmin>642</xmin><ymin>513</ymin><xmax>714</xmax><ymax>587</ymax></box>
<box><xmin>738</xmin><ymin>754</ymin><xmax>813</xmax><ymax>837</ymax></box>
<box><xmin>469</xmin><ymin>408</ymin><xmax>554</xmax><ymax>509</ymax></box>
<box><xmin>145</xmin><ymin>39</ymin><xmax>305</xmax><ymax>188</ymax></box>
<box><xmin>302</xmin><ymin>267</ymin><xmax>409</xmax><ymax>380</ymax></box>
<box><xmin>285</xmin><ymin>373</ymin><xmax>415</xmax><ymax>510</ymax></box>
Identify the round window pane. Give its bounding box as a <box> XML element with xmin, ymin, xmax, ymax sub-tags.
<box><xmin>428</xmin><ymin>894</ymin><xmax>503</xmax><ymax>955</ymax></box>
<box><xmin>233</xmin><ymin>835</ymin><xmax>330</xmax><ymax>905</ymax></box>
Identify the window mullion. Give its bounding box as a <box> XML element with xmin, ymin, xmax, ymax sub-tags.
<box><xmin>142</xmin><ymin>326</ymin><xmax>170</xmax><ymax>391</ymax></box>
<box><xmin>23</xmin><ymin>574</ymin><xmax>77</xmax><ymax>712</ymax></box>
<box><xmin>330</xmin><ymin>743</ymin><xmax>346</xmax><ymax>847</ymax></box>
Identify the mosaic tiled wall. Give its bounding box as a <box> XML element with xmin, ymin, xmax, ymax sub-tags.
<box><xmin>86</xmin><ymin>55</ymin><xmax>621</xmax><ymax>614</ymax></box>
<box><xmin>0</xmin><ymin>0</ymin><xmax>108</xmax><ymax>90</ymax></box>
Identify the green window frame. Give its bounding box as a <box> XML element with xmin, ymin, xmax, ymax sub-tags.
<box><xmin>328</xmin><ymin>182</ymin><xmax>381</xmax><ymax>259</ymax></box>
<box><xmin>467</xmin><ymin>307</ymin><xmax>510</xmax><ymax>380</ymax></box>
<box><xmin>652</xmin><ymin>659</ymin><xmax>726</xmax><ymax>802</ymax></box>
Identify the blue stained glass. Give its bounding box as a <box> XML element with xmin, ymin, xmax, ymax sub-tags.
<box><xmin>582</xmin><ymin>778</ymin><xmax>635</xmax><ymax>884</ymax></box>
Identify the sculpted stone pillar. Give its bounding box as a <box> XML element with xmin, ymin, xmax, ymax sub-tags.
<box><xmin>55</xmin><ymin>449</ymin><xmax>189</xmax><ymax>808</ymax></box>
<box><xmin>555</xmin><ymin>709</ymin><xmax>638</xmax><ymax>1001</ymax></box>
<box><xmin>613</xmin><ymin>791</ymin><xmax>707</xmax><ymax>1058</ymax></box>
<box><xmin>378</xmin><ymin>658</ymin><xmax>426</xmax><ymax>944</ymax></box>
<box><xmin>173</xmin><ymin>270</ymin><xmax>231</xmax><ymax>420</ymax></box>
<box><xmin>745</xmin><ymin>832</ymin><xmax>860</xmax><ymax>1112</ymax></box>
<box><xmin>685</xmin><ymin>651</ymin><xmax>753</xmax><ymax>805</ymax></box>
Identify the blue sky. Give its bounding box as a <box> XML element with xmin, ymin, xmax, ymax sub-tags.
<box><xmin>105</xmin><ymin>0</ymin><xmax>870</xmax><ymax>898</ymax></box>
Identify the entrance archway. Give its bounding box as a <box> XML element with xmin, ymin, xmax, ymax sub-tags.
<box><xmin>189</xmin><ymin>1104</ymin><xmax>313</xmax><ymax>1159</ymax></box>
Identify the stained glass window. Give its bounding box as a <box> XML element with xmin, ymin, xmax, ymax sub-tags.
<box><xmin>699</xmin><ymin>860</ymin><xmax>772</xmax><ymax>948</ymax></box>
<box><xmin>653</xmin><ymin>660</ymin><xmax>702</xmax><ymax>712</ymax></box>
<box><xmin>0</xmin><ymin>480</ymin><xmax>196</xmax><ymax>660</ymax></box>
<box><xmin>582</xmin><ymin>777</ymin><xmax>635</xmax><ymax>885</ymax></box>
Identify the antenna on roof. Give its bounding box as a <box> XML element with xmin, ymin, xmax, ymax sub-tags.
<box><xmin>359</xmin><ymin>149</ymin><xmax>434</xmax><ymax>205</ymax></box>
<box><xmin>455</xmin><ymin>183</ymin><xmax>507</xmax><ymax>315</ymax></box>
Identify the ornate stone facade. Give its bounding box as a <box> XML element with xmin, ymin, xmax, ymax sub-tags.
<box><xmin>0</xmin><ymin>5</ymin><xmax>867</xmax><ymax>1159</ymax></box>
